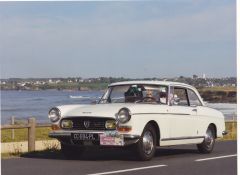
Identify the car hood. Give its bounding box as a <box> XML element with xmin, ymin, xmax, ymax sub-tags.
<box><xmin>57</xmin><ymin>103</ymin><xmax>169</xmax><ymax>119</ymax></box>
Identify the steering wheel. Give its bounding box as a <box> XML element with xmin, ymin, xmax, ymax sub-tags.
<box><xmin>141</xmin><ymin>97</ymin><xmax>157</xmax><ymax>102</ymax></box>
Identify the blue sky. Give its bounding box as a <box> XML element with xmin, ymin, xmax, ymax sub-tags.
<box><xmin>0</xmin><ymin>1</ymin><xmax>236</xmax><ymax>78</ymax></box>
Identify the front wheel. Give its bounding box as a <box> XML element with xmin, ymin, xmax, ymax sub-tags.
<box><xmin>61</xmin><ymin>143</ymin><xmax>85</xmax><ymax>159</ymax></box>
<box><xmin>134</xmin><ymin>124</ymin><xmax>157</xmax><ymax>161</ymax></box>
<box><xmin>197</xmin><ymin>126</ymin><xmax>215</xmax><ymax>154</ymax></box>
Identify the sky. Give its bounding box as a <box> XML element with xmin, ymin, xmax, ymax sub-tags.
<box><xmin>0</xmin><ymin>1</ymin><xmax>236</xmax><ymax>79</ymax></box>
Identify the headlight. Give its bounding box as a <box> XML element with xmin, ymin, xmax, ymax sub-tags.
<box><xmin>48</xmin><ymin>107</ymin><xmax>61</xmax><ymax>122</ymax></box>
<box><xmin>117</xmin><ymin>108</ymin><xmax>131</xmax><ymax>123</ymax></box>
<box><xmin>61</xmin><ymin>120</ymin><xmax>73</xmax><ymax>129</ymax></box>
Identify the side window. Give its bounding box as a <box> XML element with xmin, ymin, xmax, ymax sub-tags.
<box><xmin>187</xmin><ymin>89</ymin><xmax>202</xmax><ymax>106</ymax></box>
<box><xmin>173</xmin><ymin>87</ymin><xmax>189</xmax><ymax>106</ymax></box>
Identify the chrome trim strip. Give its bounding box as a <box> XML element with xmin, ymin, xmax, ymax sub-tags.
<box><xmin>133</xmin><ymin>113</ymin><xmax>190</xmax><ymax>116</ymax></box>
<box><xmin>161</xmin><ymin>136</ymin><xmax>205</xmax><ymax>141</ymax></box>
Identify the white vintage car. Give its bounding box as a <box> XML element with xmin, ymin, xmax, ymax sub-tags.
<box><xmin>48</xmin><ymin>81</ymin><xmax>227</xmax><ymax>160</ymax></box>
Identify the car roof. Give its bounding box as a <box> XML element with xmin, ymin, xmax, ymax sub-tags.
<box><xmin>109</xmin><ymin>81</ymin><xmax>194</xmax><ymax>89</ymax></box>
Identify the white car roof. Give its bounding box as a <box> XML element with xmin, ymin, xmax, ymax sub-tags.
<box><xmin>109</xmin><ymin>81</ymin><xmax>194</xmax><ymax>89</ymax></box>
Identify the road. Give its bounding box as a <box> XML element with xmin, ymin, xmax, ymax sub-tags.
<box><xmin>2</xmin><ymin>141</ymin><xmax>237</xmax><ymax>175</ymax></box>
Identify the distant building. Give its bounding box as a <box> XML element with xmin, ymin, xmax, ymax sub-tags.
<box><xmin>202</xmin><ymin>74</ymin><xmax>206</xmax><ymax>79</ymax></box>
<box><xmin>192</xmin><ymin>75</ymin><xmax>198</xmax><ymax>79</ymax></box>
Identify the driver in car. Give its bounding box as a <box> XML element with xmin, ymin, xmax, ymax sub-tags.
<box><xmin>144</xmin><ymin>89</ymin><xmax>157</xmax><ymax>103</ymax></box>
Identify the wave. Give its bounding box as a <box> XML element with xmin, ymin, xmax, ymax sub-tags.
<box><xmin>69</xmin><ymin>95</ymin><xmax>100</xmax><ymax>99</ymax></box>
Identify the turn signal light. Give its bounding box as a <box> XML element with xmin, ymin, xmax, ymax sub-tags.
<box><xmin>117</xmin><ymin>126</ymin><xmax>132</xmax><ymax>132</ymax></box>
<box><xmin>51</xmin><ymin>124</ymin><xmax>60</xmax><ymax>130</ymax></box>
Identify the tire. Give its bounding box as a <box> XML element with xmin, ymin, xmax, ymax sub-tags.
<box><xmin>134</xmin><ymin>124</ymin><xmax>157</xmax><ymax>161</ymax></box>
<box><xmin>197</xmin><ymin>126</ymin><xmax>215</xmax><ymax>154</ymax></box>
<box><xmin>61</xmin><ymin>143</ymin><xmax>85</xmax><ymax>159</ymax></box>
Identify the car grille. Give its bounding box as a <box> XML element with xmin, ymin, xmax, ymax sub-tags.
<box><xmin>61</xmin><ymin>117</ymin><xmax>115</xmax><ymax>130</ymax></box>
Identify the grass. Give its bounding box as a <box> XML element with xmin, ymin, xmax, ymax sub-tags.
<box><xmin>221</xmin><ymin>121</ymin><xmax>237</xmax><ymax>140</ymax></box>
<box><xmin>1</xmin><ymin>127</ymin><xmax>53</xmax><ymax>143</ymax></box>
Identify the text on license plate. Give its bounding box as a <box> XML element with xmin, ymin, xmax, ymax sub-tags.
<box><xmin>100</xmin><ymin>134</ymin><xmax>124</xmax><ymax>146</ymax></box>
<box><xmin>71</xmin><ymin>133</ymin><xmax>98</xmax><ymax>141</ymax></box>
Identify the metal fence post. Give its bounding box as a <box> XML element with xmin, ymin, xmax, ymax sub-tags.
<box><xmin>28</xmin><ymin>118</ymin><xmax>36</xmax><ymax>152</ymax></box>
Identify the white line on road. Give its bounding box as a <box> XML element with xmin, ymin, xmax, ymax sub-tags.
<box><xmin>87</xmin><ymin>164</ymin><xmax>167</xmax><ymax>175</ymax></box>
<box><xmin>195</xmin><ymin>154</ymin><xmax>237</xmax><ymax>162</ymax></box>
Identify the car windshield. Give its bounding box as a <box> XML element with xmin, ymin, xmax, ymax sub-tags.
<box><xmin>99</xmin><ymin>84</ymin><xmax>168</xmax><ymax>104</ymax></box>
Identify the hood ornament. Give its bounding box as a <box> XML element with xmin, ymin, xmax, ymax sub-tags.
<box><xmin>84</xmin><ymin>120</ymin><xmax>90</xmax><ymax>128</ymax></box>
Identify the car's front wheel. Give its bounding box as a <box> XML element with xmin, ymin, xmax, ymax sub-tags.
<box><xmin>61</xmin><ymin>143</ymin><xmax>85</xmax><ymax>159</ymax></box>
<box><xmin>134</xmin><ymin>124</ymin><xmax>157</xmax><ymax>161</ymax></box>
<box><xmin>197</xmin><ymin>126</ymin><xmax>215</xmax><ymax>153</ymax></box>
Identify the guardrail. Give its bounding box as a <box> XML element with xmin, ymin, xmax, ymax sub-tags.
<box><xmin>0</xmin><ymin>118</ymin><xmax>51</xmax><ymax>152</ymax></box>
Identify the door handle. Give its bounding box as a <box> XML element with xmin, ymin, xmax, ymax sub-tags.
<box><xmin>192</xmin><ymin>109</ymin><xmax>197</xmax><ymax>112</ymax></box>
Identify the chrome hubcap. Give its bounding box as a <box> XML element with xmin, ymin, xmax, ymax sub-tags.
<box><xmin>142</xmin><ymin>131</ymin><xmax>154</xmax><ymax>155</ymax></box>
<box><xmin>205</xmin><ymin>129</ymin><xmax>214</xmax><ymax>148</ymax></box>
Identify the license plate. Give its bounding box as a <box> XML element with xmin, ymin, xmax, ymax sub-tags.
<box><xmin>100</xmin><ymin>134</ymin><xmax>124</xmax><ymax>146</ymax></box>
<box><xmin>71</xmin><ymin>133</ymin><xmax>99</xmax><ymax>141</ymax></box>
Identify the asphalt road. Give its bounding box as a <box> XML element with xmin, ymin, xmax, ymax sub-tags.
<box><xmin>2</xmin><ymin>141</ymin><xmax>237</xmax><ymax>175</ymax></box>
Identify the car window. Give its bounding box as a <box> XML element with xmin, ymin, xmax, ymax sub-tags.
<box><xmin>110</xmin><ymin>85</ymin><xmax>130</xmax><ymax>103</ymax></box>
<box><xmin>100</xmin><ymin>84</ymin><xmax>168</xmax><ymax>104</ymax></box>
<box><xmin>173</xmin><ymin>87</ymin><xmax>189</xmax><ymax>106</ymax></box>
<box><xmin>187</xmin><ymin>89</ymin><xmax>202</xmax><ymax>106</ymax></box>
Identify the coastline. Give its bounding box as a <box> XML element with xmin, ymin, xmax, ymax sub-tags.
<box><xmin>1</xmin><ymin>86</ymin><xmax>236</xmax><ymax>103</ymax></box>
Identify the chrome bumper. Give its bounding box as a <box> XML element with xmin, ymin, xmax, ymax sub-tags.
<box><xmin>222</xmin><ymin>131</ymin><xmax>228</xmax><ymax>135</ymax></box>
<box><xmin>49</xmin><ymin>130</ymin><xmax>140</xmax><ymax>146</ymax></box>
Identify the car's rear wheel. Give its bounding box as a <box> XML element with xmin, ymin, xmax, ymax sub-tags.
<box><xmin>197</xmin><ymin>126</ymin><xmax>215</xmax><ymax>153</ymax></box>
<box><xmin>61</xmin><ymin>143</ymin><xmax>85</xmax><ymax>159</ymax></box>
<box><xmin>134</xmin><ymin>124</ymin><xmax>157</xmax><ymax>161</ymax></box>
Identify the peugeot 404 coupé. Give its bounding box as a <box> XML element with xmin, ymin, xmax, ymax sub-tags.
<box><xmin>48</xmin><ymin>81</ymin><xmax>227</xmax><ymax>160</ymax></box>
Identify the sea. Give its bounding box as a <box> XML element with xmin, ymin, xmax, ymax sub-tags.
<box><xmin>1</xmin><ymin>90</ymin><xmax>237</xmax><ymax>124</ymax></box>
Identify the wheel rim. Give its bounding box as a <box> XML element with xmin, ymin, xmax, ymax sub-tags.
<box><xmin>205</xmin><ymin>129</ymin><xmax>214</xmax><ymax>149</ymax></box>
<box><xmin>142</xmin><ymin>130</ymin><xmax>154</xmax><ymax>155</ymax></box>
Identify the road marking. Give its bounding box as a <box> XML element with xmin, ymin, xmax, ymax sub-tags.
<box><xmin>195</xmin><ymin>154</ymin><xmax>237</xmax><ymax>162</ymax></box>
<box><xmin>87</xmin><ymin>164</ymin><xmax>167</xmax><ymax>175</ymax></box>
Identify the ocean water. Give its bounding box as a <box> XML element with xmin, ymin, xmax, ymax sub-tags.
<box><xmin>0</xmin><ymin>90</ymin><xmax>237</xmax><ymax>124</ymax></box>
<box><xmin>1</xmin><ymin>90</ymin><xmax>103</xmax><ymax>124</ymax></box>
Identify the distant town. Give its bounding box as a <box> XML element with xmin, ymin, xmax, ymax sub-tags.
<box><xmin>0</xmin><ymin>75</ymin><xmax>236</xmax><ymax>91</ymax></box>
<box><xmin>1</xmin><ymin>75</ymin><xmax>236</xmax><ymax>103</ymax></box>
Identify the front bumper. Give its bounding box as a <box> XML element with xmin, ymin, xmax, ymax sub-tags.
<box><xmin>49</xmin><ymin>130</ymin><xmax>140</xmax><ymax>146</ymax></box>
<box><xmin>222</xmin><ymin>130</ymin><xmax>228</xmax><ymax>135</ymax></box>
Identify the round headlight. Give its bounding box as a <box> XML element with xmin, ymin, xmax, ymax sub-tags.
<box><xmin>48</xmin><ymin>107</ymin><xmax>61</xmax><ymax>122</ymax></box>
<box><xmin>117</xmin><ymin>108</ymin><xmax>131</xmax><ymax>123</ymax></box>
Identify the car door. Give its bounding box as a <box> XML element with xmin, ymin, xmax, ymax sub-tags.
<box><xmin>168</xmin><ymin>86</ymin><xmax>198</xmax><ymax>139</ymax></box>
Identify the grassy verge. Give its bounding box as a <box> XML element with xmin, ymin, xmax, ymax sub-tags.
<box><xmin>220</xmin><ymin>121</ymin><xmax>237</xmax><ymax>140</ymax></box>
<box><xmin>1</xmin><ymin>127</ymin><xmax>53</xmax><ymax>143</ymax></box>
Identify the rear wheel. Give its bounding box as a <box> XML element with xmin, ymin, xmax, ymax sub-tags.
<box><xmin>61</xmin><ymin>143</ymin><xmax>85</xmax><ymax>159</ymax></box>
<box><xmin>197</xmin><ymin>126</ymin><xmax>215</xmax><ymax>153</ymax></box>
<box><xmin>134</xmin><ymin>124</ymin><xmax>157</xmax><ymax>161</ymax></box>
